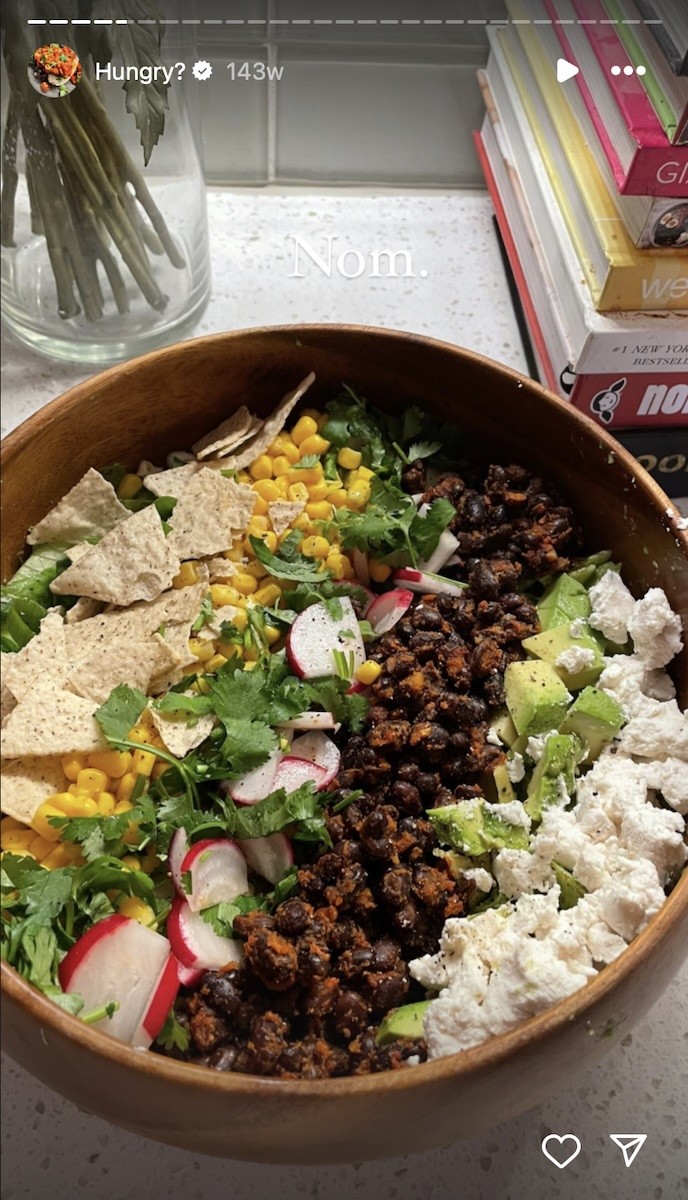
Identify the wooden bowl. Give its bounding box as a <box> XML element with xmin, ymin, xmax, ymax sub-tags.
<box><xmin>2</xmin><ymin>325</ymin><xmax>687</xmax><ymax>1164</ymax></box>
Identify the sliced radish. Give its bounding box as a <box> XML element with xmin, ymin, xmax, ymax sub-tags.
<box><xmin>180</xmin><ymin>838</ymin><xmax>248</xmax><ymax>913</ymax></box>
<box><xmin>289</xmin><ymin>732</ymin><xmax>341</xmax><ymax>788</ymax></box>
<box><xmin>131</xmin><ymin>952</ymin><xmax>181</xmax><ymax>1047</ymax></box>
<box><xmin>177</xmin><ymin>961</ymin><xmax>203</xmax><ymax>988</ymax></box>
<box><xmin>352</xmin><ymin>548</ymin><xmax>370</xmax><ymax>586</ymax></box>
<box><xmin>286</xmin><ymin>597</ymin><xmax>366</xmax><ymax>680</ymax></box>
<box><xmin>241</xmin><ymin>833</ymin><xmax>294</xmax><ymax>885</ymax></box>
<box><xmin>58</xmin><ymin>915</ymin><xmax>179</xmax><ymax>1047</ymax></box>
<box><xmin>167</xmin><ymin>896</ymin><xmax>244</xmax><ymax>972</ymax></box>
<box><xmin>417</xmin><ymin>528</ymin><xmax>460</xmax><ymax>575</ymax></box>
<box><xmin>226</xmin><ymin>746</ymin><xmax>282</xmax><ymax>805</ymax></box>
<box><xmin>277</xmin><ymin>710</ymin><xmax>337</xmax><ymax>731</ymax></box>
<box><xmin>367</xmin><ymin>588</ymin><xmax>414</xmax><ymax>635</ymax></box>
<box><xmin>273</xmin><ymin>755</ymin><xmax>329</xmax><ymax>793</ymax></box>
<box><xmin>168</xmin><ymin>826</ymin><xmax>189</xmax><ymax>895</ymax></box>
<box><xmin>393</xmin><ymin>568</ymin><xmax>467</xmax><ymax>598</ymax></box>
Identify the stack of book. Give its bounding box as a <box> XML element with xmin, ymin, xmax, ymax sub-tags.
<box><xmin>474</xmin><ymin>0</ymin><xmax>688</xmax><ymax>497</ymax></box>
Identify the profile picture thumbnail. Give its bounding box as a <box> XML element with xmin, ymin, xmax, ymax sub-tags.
<box><xmin>28</xmin><ymin>43</ymin><xmax>82</xmax><ymax>98</ymax></box>
<box><xmin>651</xmin><ymin>203</ymin><xmax>688</xmax><ymax>249</ymax></box>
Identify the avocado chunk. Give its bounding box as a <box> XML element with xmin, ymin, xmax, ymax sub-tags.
<box><xmin>376</xmin><ymin>1001</ymin><xmax>430</xmax><ymax>1045</ymax></box>
<box><xmin>525</xmin><ymin>733</ymin><xmax>583</xmax><ymax>823</ymax></box>
<box><xmin>522</xmin><ymin>621</ymin><xmax>605</xmax><ymax>691</ymax></box>
<box><xmin>488</xmin><ymin>708</ymin><xmax>519</xmax><ymax>747</ymax></box>
<box><xmin>560</xmin><ymin>686</ymin><xmax>625</xmax><ymax>762</ymax></box>
<box><xmin>428</xmin><ymin>798</ymin><xmax>529</xmax><ymax>855</ymax></box>
<box><xmin>482</xmin><ymin>761</ymin><xmax>517</xmax><ymax>805</ymax></box>
<box><xmin>568</xmin><ymin>551</ymin><xmax>614</xmax><ymax>587</ymax></box>
<box><xmin>537</xmin><ymin>574</ymin><xmax>591</xmax><ymax>631</ymax></box>
<box><xmin>505</xmin><ymin>659</ymin><xmax>571</xmax><ymax>737</ymax></box>
<box><xmin>552</xmin><ymin>861</ymin><xmax>587</xmax><ymax>910</ymax></box>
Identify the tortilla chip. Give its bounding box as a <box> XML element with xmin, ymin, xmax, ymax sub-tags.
<box><xmin>50</xmin><ymin>505</ymin><xmax>180</xmax><ymax>606</ymax></box>
<box><xmin>2</xmin><ymin>610</ymin><xmax>68</xmax><ymax>703</ymax></box>
<box><xmin>64</xmin><ymin>543</ymin><xmax>93</xmax><ymax>564</ymax></box>
<box><xmin>66</xmin><ymin>637</ymin><xmax>182</xmax><ymax>706</ymax></box>
<box><xmin>62</xmin><ymin>579</ymin><xmax>207</xmax><ymax>662</ymax></box>
<box><xmin>268</xmin><ymin>500</ymin><xmax>306</xmax><ymax>537</ymax></box>
<box><xmin>148</xmin><ymin>625</ymin><xmax>198</xmax><ymax>694</ymax></box>
<box><xmin>192</xmin><ymin>405</ymin><xmax>261</xmax><ymax>461</ymax></box>
<box><xmin>195</xmin><ymin>603</ymin><xmax>243</xmax><ymax>641</ymax></box>
<box><xmin>149</xmin><ymin>699</ymin><xmax>215</xmax><ymax>759</ymax></box>
<box><xmin>1</xmin><ymin>657</ymin><xmax>18</xmax><ymax>727</ymax></box>
<box><xmin>0</xmin><ymin>755</ymin><xmax>67</xmax><ymax>823</ymax></box>
<box><xmin>215</xmin><ymin>373</ymin><xmax>316</xmax><ymax>471</ymax></box>
<box><xmin>201</xmin><ymin>555</ymin><xmax>239</xmax><ymax>582</ymax></box>
<box><xmin>27</xmin><ymin>468</ymin><xmax>129</xmax><ymax>546</ymax></box>
<box><xmin>0</xmin><ymin>679</ymin><xmax>107</xmax><ymax>758</ymax></box>
<box><xmin>168</xmin><ymin>469</ymin><xmax>256</xmax><ymax>561</ymax></box>
<box><xmin>143</xmin><ymin>461</ymin><xmax>204</xmax><ymax>500</ymax></box>
<box><xmin>64</xmin><ymin>597</ymin><xmax>104</xmax><ymax>625</ymax></box>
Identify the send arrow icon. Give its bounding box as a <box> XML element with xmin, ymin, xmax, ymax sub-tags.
<box><xmin>610</xmin><ymin>1134</ymin><xmax>647</xmax><ymax>1167</ymax></box>
<box><xmin>557</xmin><ymin>57</ymin><xmax>580</xmax><ymax>82</ymax></box>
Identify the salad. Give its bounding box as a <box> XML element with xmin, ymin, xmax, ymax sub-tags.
<box><xmin>1</xmin><ymin>376</ymin><xmax>686</xmax><ymax>1078</ymax></box>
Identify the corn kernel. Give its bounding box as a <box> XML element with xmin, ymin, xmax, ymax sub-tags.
<box><xmin>298</xmin><ymin>433</ymin><xmax>331</xmax><ymax>457</ymax></box>
<box><xmin>116</xmin><ymin>775</ymin><xmax>137</xmax><ymax>803</ymax></box>
<box><xmin>117</xmin><ymin>896</ymin><xmax>155</xmax><ymax>926</ymax></box>
<box><xmin>337</xmin><ymin>447</ymin><xmax>362</xmax><ymax>470</ymax></box>
<box><xmin>61</xmin><ymin>754</ymin><xmax>86</xmax><ymax>782</ymax></box>
<box><xmin>249</xmin><ymin>455</ymin><xmax>273</xmax><ymax>481</ymax></box>
<box><xmin>224</xmin><ymin>545</ymin><xmax>245</xmax><ymax>564</ymax></box>
<box><xmin>1</xmin><ymin>816</ymin><xmax>25</xmax><ymax>834</ymax></box>
<box><xmin>301</xmin><ymin>535</ymin><xmax>330</xmax><ymax>560</ymax></box>
<box><xmin>28</xmin><ymin>834</ymin><xmax>56</xmax><ymax>860</ymax></box>
<box><xmin>307</xmin><ymin>479</ymin><xmax>330</xmax><ymax>501</ymax></box>
<box><xmin>87</xmin><ymin>750</ymin><xmax>132</xmax><ymax>779</ymax></box>
<box><xmin>329</xmin><ymin>489</ymin><xmax>349</xmax><ymax>509</ymax></box>
<box><xmin>205</xmin><ymin>653</ymin><xmax>228</xmax><ymax>673</ymax></box>
<box><xmin>287</xmin><ymin>482</ymin><xmax>310</xmax><ymax>504</ymax></box>
<box><xmin>116</xmin><ymin>473</ymin><xmax>143</xmax><ymax>500</ymax></box>
<box><xmin>124</xmin><ymin>819</ymin><xmax>141</xmax><ymax>847</ymax></box>
<box><xmin>96</xmin><ymin>792</ymin><xmax>116</xmax><ymax>816</ymax></box>
<box><xmin>233</xmin><ymin>572</ymin><xmax>258</xmax><ymax>596</ymax></box>
<box><xmin>236</xmin><ymin>470</ymin><xmax>251</xmax><ymax>484</ymax></box>
<box><xmin>292</xmin><ymin>513</ymin><xmax>311</xmax><ymax>531</ymax></box>
<box><xmin>141</xmin><ymin>847</ymin><xmax>159</xmax><ymax>873</ymax></box>
<box><xmin>291</xmin><ymin>415</ymin><xmax>317</xmax><ymax>445</ymax></box>
<box><xmin>121</xmin><ymin>854</ymin><xmax>141</xmax><ymax>871</ymax></box>
<box><xmin>243</xmin><ymin>560</ymin><xmax>269</xmax><ymax>580</ymax></box>
<box><xmin>300</xmin><ymin>408</ymin><xmax>323</xmax><ymax>421</ymax></box>
<box><xmin>210</xmin><ymin>583</ymin><xmax>241</xmax><ymax>607</ymax></box>
<box><xmin>132</xmin><ymin>748</ymin><xmax>155</xmax><ymax>777</ymax></box>
<box><xmin>127</xmin><ymin>726</ymin><xmax>152</xmax><ymax>745</ymax></box>
<box><xmin>281</xmin><ymin>441</ymin><xmax>301</xmax><ymax>465</ymax></box>
<box><xmin>264</xmin><ymin>625</ymin><xmax>282</xmax><ymax>646</ymax></box>
<box><xmin>356</xmin><ymin>466</ymin><xmax>374</xmax><ymax>481</ymax></box>
<box><xmin>325</xmin><ymin>552</ymin><xmax>346</xmax><ymax>578</ymax></box>
<box><xmin>248</xmin><ymin>515</ymin><xmax>270</xmax><ymax>536</ymax></box>
<box><xmin>338</xmin><ymin>554</ymin><xmax>354</xmax><ymax>579</ymax></box>
<box><xmin>306</xmin><ymin>501</ymin><xmax>334</xmax><ymax>522</ymax></box>
<box><xmin>263</xmin><ymin>531</ymin><xmax>278</xmax><ymax>553</ymax></box>
<box><xmin>288</xmin><ymin>466</ymin><xmax>322</xmax><ymax>487</ymax></box>
<box><xmin>347</xmin><ymin>482</ymin><xmax>371</xmax><ymax>509</ymax></box>
<box><xmin>194</xmin><ymin>675</ymin><xmax>212</xmax><ymax>694</ymax></box>
<box><xmin>271</xmin><ymin>455</ymin><xmax>291</xmax><ymax>478</ymax></box>
<box><xmin>189</xmin><ymin>637</ymin><xmax>215</xmax><ymax>662</ymax></box>
<box><xmin>114</xmin><ymin>798</ymin><xmax>134</xmax><ymax>815</ymax></box>
<box><xmin>267</xmin><ymin>435</ymin><xmax>287</xmax><ymax>456</ymax></box>
<box><xmin>253</xmin><ymin>478</ymin><xmax>281</xmax><ymax>503</ymax></box>
<box><xmin>244</xmin><ymin>660</ymin><xmax>258</xmax><ymax>671</ymax></box>
<box><xmin>42</xmin><ymin>844</ymin><xmax>82</xmax><ymax>871</ymax></box>
<box><xmin>151</xmin><ymin>761</ymin><xmax>172</xmax><ymax>780</ymax></box>
<box><xmin>56</xmin><ymin>792</ymin><xmax>99</xmax><ymax>818</ymax></box>
<box><xmin>254</xmin><ymin>583</ymin><xmax>282</xmax><ymax>607</ymax></box>
<box><xmin>172</xmin><ymin>560</ymin><xmax>200</xmax><ymax>589</ymax></box>
<box><xmin>31</xmin><ymin>803</ymin><xmax>68</xmax><ymax>843</ymax></box>
<box><xmin>369</xmin><ymin>559</ymin><xmax>393</xmax><ymax>583</ymax></box>
<box><xmin>216</xmin><ymin>641</ymin><xmax>242</xmax><ymax>660</ymax></box>
<box><xmin>243</xmin><ymin>643</ymin><xmax>260</xmax><ymax>663</ymax></box>
<box><xmin>76</xmin><ymin>768</ymin><xmax>109</xmax><ymax>794</ymax></box>
<box><xmin>357</xmin><ymin>660</ymin><xmax>383</xmax><ymax>685</ymax></box>
<box><xmin>1</xmin><ymin>829</ymin><xmax>35</xmax><ymax>853</ymax></box>
<box><xmin>251</xmin><ymin>495</ymin><xmax>269</xmax><ymax>517</ymax></box>
<box><xmin>230</xmin><ymin>608</ymin><xmax>248</xmax><ymax>632</ymax></box>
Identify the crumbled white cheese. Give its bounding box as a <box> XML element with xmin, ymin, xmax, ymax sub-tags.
<box><xmin>555</xmin><ymin>646</ymin><xmax>596</xmax><ymax>675</ymax></box>
<box><xmin>588</xmin><ymin>571</ymin><xmax>635</xmax><ymax>644</ymax></box>
<box><xmin>525</xmin><ymin>731</ymin><xmax>558</xmax><ymax>763</ymax></box>
<box><xmin>484</xmin><ymin>799</ymin><xmax>532</xmax><ymax>830</ymax></box>
<box><xmin>506</xmin><ymin>752</ymin><xmax>525</xmax><ymax>783</ymax></box>
<box><xmin>569</xmin><ymin>618</ymin><xmax>587</xmax><ymax>638</ymax></box>
<box><xmin>412</xmin><ymin>586</ymin><xmax>687</xmax><ymax>1060</ymax></box>
<box><xmin>486</xmin><ymin>727</ymin><xmax>503</xmax><ymax>747</ymax></box>
<box><xmin>463</xmin><ymin>867</ymin><xmax>494</xmax><ymax>893</ymax></box>
<box><xmin>627</xmin><ymin>588</ymin><xmax>683</xmax><ymax>669</ymax></box>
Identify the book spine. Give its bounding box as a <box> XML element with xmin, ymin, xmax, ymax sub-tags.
<box><xmin>623</xmin><ymin>147</ymin><xmax>688</xmax><ymax>196</ymax></box>
<box><xmin>576</xmin><ymin>328</ymin><xmax>688</xmax><ymax>375</ymax></box>
<box><xmin>602</xmin><ymin>0</ymin><xmax>679</xmax><ymax>139</ymax></box>
<box><xmin>611</xmin><ymin>427</ymin><xmax>688</xmax><ymax>497</ymax></box>
<box><xmin>569</xmin><ymin>372</ymin><xmax>688</xmax><ymax>428</ymax></box>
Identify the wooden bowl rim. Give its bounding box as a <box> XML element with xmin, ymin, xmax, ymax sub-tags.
<box><xmin>2</xmin><ymin>323</ymin><xmax>687</xmax><ymax>1097</ymax></box>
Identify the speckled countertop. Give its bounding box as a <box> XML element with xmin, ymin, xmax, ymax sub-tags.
<box><xmin>2</xmin><ymin>189</ymin><xmax>687</xmax><ymax>1200</ymax></box>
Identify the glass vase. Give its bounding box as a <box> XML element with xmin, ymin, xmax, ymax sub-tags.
<box><xmin>1</xmin><ymin>3</ymin><xmax>210</xmax><ymax>365</ymax></box>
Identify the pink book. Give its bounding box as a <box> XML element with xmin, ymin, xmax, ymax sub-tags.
<box><xmin>545</xmin><ymin>0</ymin><xmax>688</xmax><ymax>195</ymax></box>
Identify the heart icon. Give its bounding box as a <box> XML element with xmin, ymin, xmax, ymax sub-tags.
<box><xmin>541</xmin><ymin>1134</ymin><xmax>582</xmax><ymax>1169</ymax></box>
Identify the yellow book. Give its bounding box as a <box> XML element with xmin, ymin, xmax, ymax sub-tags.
<box><xmin>501</xmin><ymin>0</ymin><xmax>688</xmax><ymax>312</ymax></box>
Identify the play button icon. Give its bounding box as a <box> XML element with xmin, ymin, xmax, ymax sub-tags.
<box><xmin>557</xmin><ymin>57</ymin><xmax>580</xmax><ymax>82</ymax></box>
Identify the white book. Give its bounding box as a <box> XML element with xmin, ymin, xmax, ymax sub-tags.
<box><xmin>486</xmin><ymin>28</ymin><xmax>688</xmax><ymax>375</ymax></box>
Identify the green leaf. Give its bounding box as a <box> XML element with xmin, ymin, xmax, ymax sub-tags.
<box><xmin>293</xmin><ymin>454</ymin><xmax>320</xmax><ymax>469</ymax></box>
<box><xmin>95</xmin><ymin>685</ymin><xmax>148</xmax><ymax>744</ymax></box>
<box><xmin>222</xmin><ymin>782</ymin><xmax>325</xmax><ymax>840</ymax></box>
<box><xmin>191</xmin><ymin>593</ymin><xmax>214</xmax><ymax>633</ymax></box>
<box><xmin>1</xmin><ymin>856</ymin><xmax>73</xmax><ymax>921</ymax></box>
<box><xmin>53</xmin><ymin>799</ymin><xmax>156</xmax><ymax>863</ymax></box>
<box><xmin>249</xmin><ymin>535</ymin><xmax>329</xmax><ymax>583</ymax></box>
<box><xmin>156</xmin><ymin>1011</ymin><xmax>189</xmax><ymax>1052</ymax></box>
<box><xmin>154</xmin><ymin>691</ymin><xmax>214</xmax><ymax>720</ymax></box>
<box><xmin>219</xmin><ymin>719</ymin><xmax>278</xmax><ymax>778</ymax></box>
<box><xmin>411</xmin><ymin>498</ymin><xmax>455</xmax><ymax>563</ymax></box>
<box><xmin>200</xmin><ymin>894</ymin><xmax>266</xmax><ymax>937</ymax></box>
<box><xmin>408</xmin><ymin>440</ymin><xmax>442</xmax><ymax>461</ymax></box>
<box><xmin>91</xmin><ymin>0</ymin><xmax>169</xmax><ymax>165</ymax></box>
